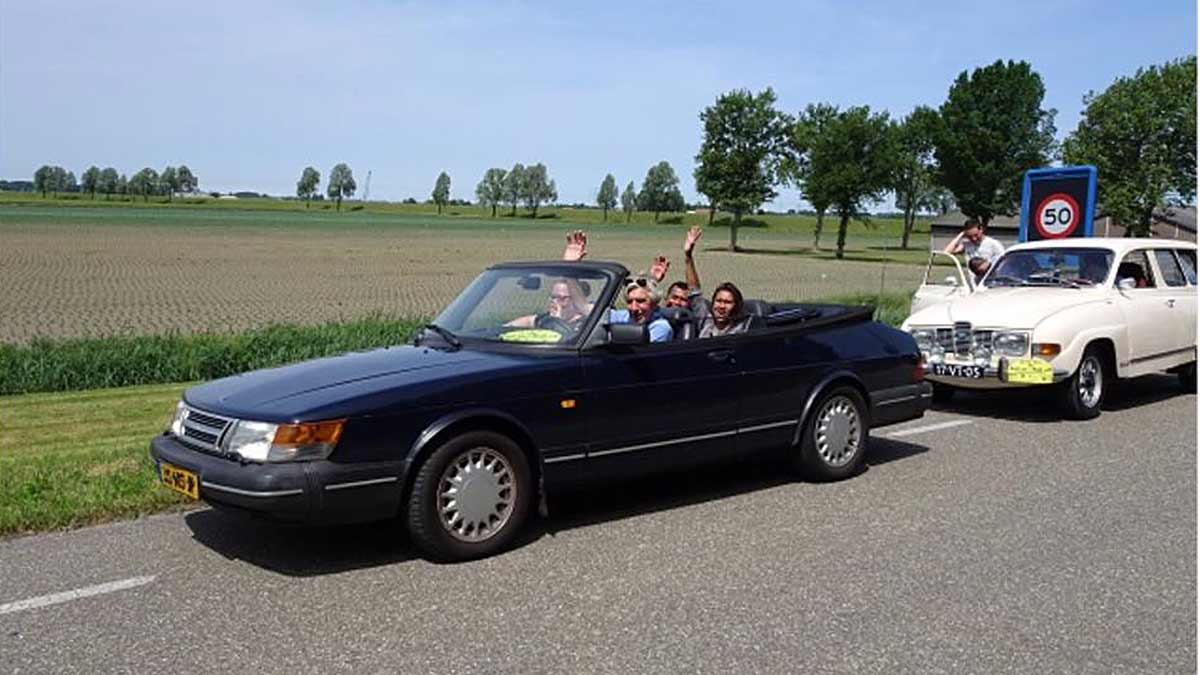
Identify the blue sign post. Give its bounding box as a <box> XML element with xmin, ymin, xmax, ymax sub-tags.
<box><xmin>1019</xmin><ymin>166</ymin><xmax>1098</xmax><ymax>243</ymax></box>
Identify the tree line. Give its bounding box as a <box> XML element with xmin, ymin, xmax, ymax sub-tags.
<box><xmin>32</xmin><ymin>164</ymin><xmax>199</xmax><ymax>201</ymax></box>
<box><xmin>692</xmin><ymin>56</ymin><xmax>1195</xmax><ymax>256</ymax></box>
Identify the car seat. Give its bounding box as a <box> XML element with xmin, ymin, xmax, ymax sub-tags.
<box><xmin>659</xmin><ymin>307</ymin><xmax>696</xmax><ymax>341</ymax></box>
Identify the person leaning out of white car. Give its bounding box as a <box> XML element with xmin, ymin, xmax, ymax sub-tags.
<box><xmin>944</xmin><ymin>218</ymin><xmax>1005</xmax><ymax>282</ymax></box>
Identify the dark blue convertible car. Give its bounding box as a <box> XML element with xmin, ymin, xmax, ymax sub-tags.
<box><xmin>151</xmin><ymin>261</ymin><xmax>930</xmax><ymax>561</ymax></box>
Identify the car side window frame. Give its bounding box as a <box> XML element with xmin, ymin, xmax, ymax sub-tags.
<box><xmin>1116</xmin><ymin>250</ymin><xmax>1158</xmax><ymax>289</ymax></box>
<box><xmin>1172</xmin><ymin>248</ymin><xmax>1197</xmax><ymax>286</ymax></box>
<box><xmin>1152</xmin><ymin>249</ymin><xmax>1188</xmax><ymax>288</ymax></box>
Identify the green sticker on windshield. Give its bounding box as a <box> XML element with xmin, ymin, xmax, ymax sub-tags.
<box><xmin>499</xmin><ymin>329</ymin><xmax>563</xmax><ymax>344</ymax></box>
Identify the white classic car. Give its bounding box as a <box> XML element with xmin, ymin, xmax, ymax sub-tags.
<box><xmin>902</xmin><ymin>238</ymin><xmax>1197</xmax><ymax>419</ymax></box>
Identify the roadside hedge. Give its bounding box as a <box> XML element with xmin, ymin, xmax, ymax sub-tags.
<box><xmin>0</xmin><ymin>316</ymin><xmax>426</xmax><ymax>396</ymax></box>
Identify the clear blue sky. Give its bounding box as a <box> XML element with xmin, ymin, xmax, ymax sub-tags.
<box><xmin>1</xmin><ymin>1</ymin><xmax>1194</xmax><ymax>209</ymax></box>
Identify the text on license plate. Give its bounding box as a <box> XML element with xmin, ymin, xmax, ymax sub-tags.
<box><xmin>931</xmin><ymin>363</ymin><xmax>985</xmax><ymax>379</ymax></box>
<box><xmin>160</xmin><ymin>462</ymin><xmax>199</xmax><ymax>500</ymax></box>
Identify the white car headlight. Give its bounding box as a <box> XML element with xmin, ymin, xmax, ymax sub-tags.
<box><xmin>221</xmin><ymin>419</ymin><xmax>345</xmax><ymax>463</ymax></box>
<box><xmin>910</xmin><ymin>329</ymin><xmax>934</xmax><ymax>351</ymax></box>
<box><xmin>993</xmin><ymin>331</ymin><xmax>1029</xmax><ymax>357</ymax></box>
<box><xmin>168</xmin><ymin>401</ymin><xmax>187</xmax><ymax>437</ymax></box>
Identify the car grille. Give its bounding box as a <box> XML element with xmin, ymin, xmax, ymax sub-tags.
<box><xmin>178</xmin><ymin>405</ymin><xmax>235</xmax><ymax>456</ymax></box>
<box><xmin>935</xmin><ymin>323</ymin><xmax>994</xmax><ymax>358</ymax></box>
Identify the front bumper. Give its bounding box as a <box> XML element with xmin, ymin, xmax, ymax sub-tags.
<box><xmin>149</xmin><ymin>434</ymin><xmax>403</xmax><ymax>525</ymax></box>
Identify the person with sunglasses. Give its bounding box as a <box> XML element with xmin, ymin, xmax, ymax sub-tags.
<box><xmin>682</xmin><ymin>226</ymin><xmax>751</xmax><ymax>338</ymax></box>
<box><xmin>607</xmin><ymin>275</ymin><xmax>674</xmax><ymax>342</ymax></box>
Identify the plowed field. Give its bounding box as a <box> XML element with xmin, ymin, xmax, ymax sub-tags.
<box><xmin>0</xmin><ymin>206</ymin><xmax>925</xmax><ymax>343</ymax></box>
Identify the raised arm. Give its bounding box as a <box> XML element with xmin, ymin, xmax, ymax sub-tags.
<box><xmin>562</xmin><ymin>230</ymin><xmax>588</xmax><ymax>261</ymax></box>
<box><xmin>943</xmin><ymin>230</ymin><xmax>964</xmax><ymax>255</ymax></box>
<box><xmin>684</xmin><ymin>226</ymin><xmax>703</xmax><ymax>291</ymax></box>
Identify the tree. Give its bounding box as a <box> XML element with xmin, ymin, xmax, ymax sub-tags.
<box><xmin>176</xmin><ymin>165</ymin><xmax>198</xmax><ymax>194</ymax></box>
<box><xmin>61</xmin><ymin>170</ymin><xmax>77</xmax><ymax>194</ymax></box>
<box><xmin>790</xmin><ymin>102</ymin><xmax>840</xmax><ymax>249</ymax></box>
<box><xmin>936</xmin><ymin>59</ymin><xmax>1057</xmax><ymax>226</ymax></box>
<box><xmin>522</xmin><ymin>163</ymin><xmax>557</xmax><ymax>217</ymax></box>
<box><xmin>159</xmin><ymin>166</ymin><xmax>179</xmax><ymax>201</ymax></box>
<box><xmin>806</xmin><ymin>106</ymin><xmax>896</xmax><ymax>259</ymax></box>
<box><xmin>1063</xmin><ymin>56</ymin><xmax>1196</xmax><ymax>236</ymax></box>
<box><xmin>327</xmin><ymin>163</ymin><xmax>356</xmax><ymax>211</ymax></box>
<box><xmin>81</xmin><ymin>166</ymin><xmax>101</xmax><ymax>199</ymax></box>
<box><xmin>129</xmin><ymin>168</ymin><xmax>159</xmax><ymax>201</ymax></box>
<box><xmin>694</xmin><ymin>88</ymin><xmax>793</xmax><ymax>251</ymax></box>
<box><xmin>474</xmin><ymin>168</ymin><xmax>507</xmax><ymax>217</ymax></box>
<box><xmin>98</xmin><ymin>167</ymin><xmax>119</xmax><ymax>199</ymax></box>
<box><xmin>34</xmin><ymin>165</ymin><xmax>53</xmax><ymax>197</ymax></box>
<box><xmin>296</xmin><ymin>166</ymin><xmax>320</xmax><ymax>207</ymax></box>
<box><xmin>432</xmin><ymin>171</ymin><xmax>451</xmax><ymax>215</ymax></box>
<box><xmin>636</xmin><ymin>161</ymin><xmax>685</xmax><ymax>222</ymax></box>
<box><xmin>596</xmin><ymin>174</ymin><xmax>619</xmax><ymax>222</ymax></box>
<box><xmin>621</xmin><ymin>181</ymin><xmax>637</xmax><ymax>223</ymax></box>
<box><xmin>116</xmin><ymin>174</ymin><xmax>128</xmax><ymax>198</ymax></box>
<box><xmin>891</xmin><ymin>106</ymin><xmax>942</xmax><ymax>249</ymax></box>
<box><xmin>504</xmin><ymin>163</ymin><xmax>526</xmax><ymax>216</ymax></box>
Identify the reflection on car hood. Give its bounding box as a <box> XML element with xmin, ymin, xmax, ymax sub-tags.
<box><xmin>905</xmin><ymin>286</ymin><xmax>1108</xmax><ymax>329</ymax></box>
<box><xmin>183</xmin><ymin>345</ymin><xmax>530</xmax><ymax>421</ymax></box>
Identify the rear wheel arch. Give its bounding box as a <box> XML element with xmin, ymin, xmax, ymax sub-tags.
<box><xmin>793</xmin><ymin>372</ymin><xmax>871</xmax><ymax>446</ymax></box>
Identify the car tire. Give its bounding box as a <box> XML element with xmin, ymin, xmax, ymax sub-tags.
<box><xmin>406</xmin><ymin>431</ymin><xmax>533</xmax><ymax>562</ymax></box>
<box><xmin>1059</xmin><ymin>346</ymin><xmax>1107</xmax><ymax>420</ymax></box>
<box><xmin>1179</xmin><ymin>361</ymin><xmax>1197</xmax><ymax>393</ymax></box>
<box><xmin>930</xmin><ymin>383</ymin><xmax>956</xmax><ymax>405</ymax></box>
<box><xmin>797</xmin><ymin>386</ymin><xmax>869</xmax><ymax>481</ymax></box>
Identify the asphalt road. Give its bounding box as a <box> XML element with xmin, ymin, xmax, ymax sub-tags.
<box><xmin>1</xmin><ymin>375</ymin><xmax>1195</xmax><ymax>674</ymax></box>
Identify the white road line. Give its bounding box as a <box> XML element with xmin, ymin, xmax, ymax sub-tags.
<box><xmin>0</xmin><ymin>575</ymin><xmax>156</xmax><ymax>616</ymax></box>
<box><xmin>885</xmin><ymin>419</ymin><xmax>974</xmax><ymax>438</ymax></box>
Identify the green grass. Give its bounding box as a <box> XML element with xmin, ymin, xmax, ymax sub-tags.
<box><xmin>0</xmin><ymin>383</ymin><xmax>190</xmax><ymax>536</ymax></box>
<box><xmin>0</xmin><ymin>192</ymin><xmax>933</xmax><ymax>253</ymax></box>
<box><xmin>0</xmin><ymin>315</ymin><xmax>426</xmax><ymax>396</ymax></box>
<box><xmin>0</xmin><ymin>291</ymin><xmax>914</xmax><ymax>536</ymax></box>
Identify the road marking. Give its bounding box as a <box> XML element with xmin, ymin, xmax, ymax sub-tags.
<box><xmin>0</xmin><ymin>575</ymin><xmax>156</xmax><ymax>616</ymax></box>
<box><xmin>885</xmin><ymin>419</ymin><xmax>974</xmax><ymax>438</ymax></box>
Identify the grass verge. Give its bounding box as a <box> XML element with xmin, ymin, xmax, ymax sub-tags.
<box><xmin>0</xmin><ymin>292</ymin><xmax>913</xmax><ymax>537</ymax></box>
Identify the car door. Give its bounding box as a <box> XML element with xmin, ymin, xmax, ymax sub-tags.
<box><xmin>579</xmin><ymin>334</ymin><xmax>742</xmax><ymax>476</ymax></box>
<box><xmin>911</xmin><ymin>251</ymin><xmax>971</xmax><ymax>314</ymax></box>
<box><xmin>1114</xmin><ymin>249</ymin><xmax>1176</xmax><ymax>365</ymax></box>
<box><xmin>1150</xmin><ymin>248</ymin><xmax>1197</xmax><ymax>357</ymax></box>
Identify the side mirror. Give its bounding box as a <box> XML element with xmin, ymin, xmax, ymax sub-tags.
<box><xmin>1117</xmin><ymin>278</ymin><xmax>1136</xmax><ymax>291</ymax></box>
<box><xmin>518</xmin><ymin>275</ymin><xmax>542</xmax><ymax>291</ymax></box>
<box><xmin>607</xmin><ymin>322</ymin><xmax>648</xmax><ymax>345</ymax></box>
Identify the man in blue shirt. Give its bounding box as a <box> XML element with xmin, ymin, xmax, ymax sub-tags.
<box><xmin>608</xmin><ymin>277</ymin><xmax>674</xmax><ymax>343</ymax></box>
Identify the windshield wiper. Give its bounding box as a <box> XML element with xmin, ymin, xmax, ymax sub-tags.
<box><xmin>419</xmin><ymin>323</ymin><xmax>462</xmax><ymax>350</ymax></box>
<box><xmin>987</xmin><ymin>275</ymin><xmax>1028</xmax><ymax>287</ymax></box>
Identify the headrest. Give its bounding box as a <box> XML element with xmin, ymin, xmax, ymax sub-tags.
<box><xmin>742</xmin><ymin>299</ymin><xmax>773</xmax><ymax>317</ymax></box>
<box><xmin>658</xmin><ymin>307</ymin><xmax>693</xmax><ymax>323</ymax></box>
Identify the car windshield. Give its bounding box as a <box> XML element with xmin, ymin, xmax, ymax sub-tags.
<box><xmin>430</xmin><ymin>267</ymin><xmax>610</xmax><ymax>345</ymax></box>
<box><xmin>983</xmin><ymin>248</ymin><xmax>1114</xmax><ymax>289</ymax></box>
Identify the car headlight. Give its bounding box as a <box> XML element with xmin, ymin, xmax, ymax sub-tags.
<box><xmin>910</xmin><ymin>329</ymin><xmax>934</xmax><ymax>351</ymax></box>
<box><xmin>168</xmin><ymin>401</ymin><xmax>188</xmax><ymax>436</ymax></box>
<box><xmin>993</xmin><ymin>331</ymin><xmax>1029</xmax><ymax>357</ymax></box>
<box><xmin>221</xmin><ymin>419</ymin><xmax>345</xmax><ymax>463</ymax></box>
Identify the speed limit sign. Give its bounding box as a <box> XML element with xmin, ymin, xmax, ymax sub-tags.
<box><xmin>1034</xmin><ymin>193</ymin><xmax>1081</xmax><ymax>238</ymax></box>
<box><xmin>1020</xmin><ymin>166</ymin><xmax>1097</xmax><ymax>242</ymax></box>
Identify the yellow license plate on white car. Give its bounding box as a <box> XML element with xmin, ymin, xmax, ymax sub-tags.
<box><xmin>1007</xmin><ymin>358</ymin><xmax>1053</xmax><ymax>384</ymax></box>
<box><xmin>159</xmin><ymin>462</ymin><xmax>199</xmax><ymax>500</ymax></box>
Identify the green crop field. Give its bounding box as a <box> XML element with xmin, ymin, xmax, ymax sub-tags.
<box><xmin>0</xmin><ymin>202</ymin><xmax>932</xmax><ymax>343</ymax></box>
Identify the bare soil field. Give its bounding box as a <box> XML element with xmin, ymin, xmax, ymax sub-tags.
<box><xmin>0</xmin><ymin>207</ymin><xmax>925</xmax><ymax>343</ymax></box>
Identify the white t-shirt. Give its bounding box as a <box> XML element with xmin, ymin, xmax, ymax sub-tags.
<box><xmin>963</xmin><ymin>236</ymin><xmax>1005</xmax><ymax>263</ymax></box>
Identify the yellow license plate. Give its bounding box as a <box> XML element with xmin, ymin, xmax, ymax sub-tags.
<box><xmin>1007</xmin><ymin>358</ymin><xmax>1054</xmax><ymax>384</ymax></box>
<box><xmin>160</xmin><ymin>462</ymin><xmax>199</xmax><ymax>500</ymax></box>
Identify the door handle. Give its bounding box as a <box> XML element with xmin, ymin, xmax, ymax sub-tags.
<box><xmin>1166</xmin><ymin>298</ymin><xmax>1176</xmax><ymax>308</ymax></box>
<box><xmin>707</xmin><ymin>349</ymin><xmax>735</xmax><ymax>364</ymax></box>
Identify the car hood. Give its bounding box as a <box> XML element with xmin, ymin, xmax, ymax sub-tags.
<box><xmin>905</xmin><ymin>287</ymin><xmax>1108</xmax><ymax>330</ymax></box>
<box><xmin>183</xmin><ymin>345</ymin><xmax>548</xmax><ymax>421</ymax></box>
